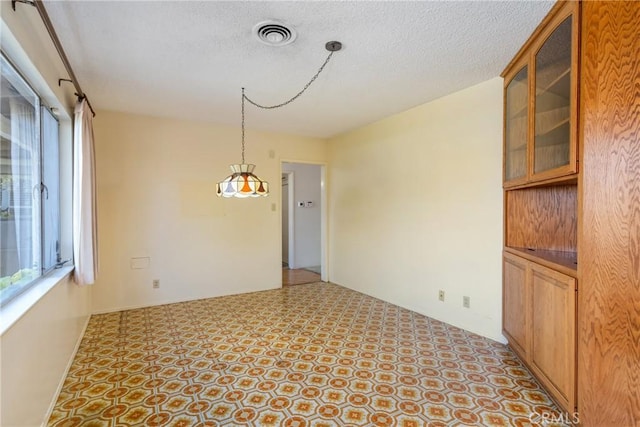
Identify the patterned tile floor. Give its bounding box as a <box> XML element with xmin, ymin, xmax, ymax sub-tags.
<box><xmin>48</xmin><ymin>283</ymin><xmax>568</xmax><ymax>426</ymax></box>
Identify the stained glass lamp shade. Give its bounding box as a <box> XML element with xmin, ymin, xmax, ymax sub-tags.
<box><xmin>216</xmin><ymin>164</ymin><xmax>269</xmax><ymax>198</ymax></box>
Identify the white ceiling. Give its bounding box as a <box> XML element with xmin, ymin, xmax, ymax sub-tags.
<box><xmin>44</xmin><ymin>1</ymin><xmax>553</xmax><ymax>138</ymax></box>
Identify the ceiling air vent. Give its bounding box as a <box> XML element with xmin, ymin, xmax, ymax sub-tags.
<box><xmin>253</xmin><ymin>21</ymin><xmax>297</xmax><ymax>46</ymax></box>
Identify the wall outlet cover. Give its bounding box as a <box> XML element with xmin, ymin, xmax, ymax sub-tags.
<box><xmin>463</xmin><ymin>296</ymin><xmax>470</xmax><ymax>308</ymax></box>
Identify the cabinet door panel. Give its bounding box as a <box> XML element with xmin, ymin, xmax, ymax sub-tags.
<box><xmin>530</xmin><ymin>263</ymin><xmax>576</xmax><ymax>411</ymax></box>
<box><xmin>504</xmin><ymin>66</ymin><xmax>529</xmax><ymax>186</ymax></box>
<box><xmin>531</xmin><ymin>4</ymin><xmax>579</xmax><ymax>181</ymax></box>
<box><xmin>503</xmin><ymin>254</ymin><xmax>529</xmax><ymax>358</ymax></box>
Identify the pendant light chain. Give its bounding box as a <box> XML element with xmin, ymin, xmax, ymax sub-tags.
<box><xmin>243</xmin><ymin>51</ymin><xmax>335</xmax><ymax>110</ymax></box>
<box><xmin>217</xmin><ymin>42</ymin><xmax>340</xmax><ymax>197</ymax></box>
<box><xmin>241</xmin><ymin>87</ymin><xmax>246</xmax><ymax>164</ymax></box>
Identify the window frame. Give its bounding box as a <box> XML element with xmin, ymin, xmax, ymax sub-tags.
<box><xmin>0</xmin><ymin>51</ymin><xmax>62</xmax><ymax>307</ymax></box>
<box><xmin>40</xmin><ymin>103</ymin><xmax>61</xmax><ymax>275</ymax></box>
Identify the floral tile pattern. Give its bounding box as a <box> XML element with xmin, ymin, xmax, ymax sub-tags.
<box><xmin>48</xmin><ymin>283</ymin><xmax>568</xmax><ymax>426</ymax></box>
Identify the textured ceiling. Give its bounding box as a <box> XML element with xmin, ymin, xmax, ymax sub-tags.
<box><xmin>44</xmin><ymin>1</ymin><xmax>553</xmax><ymax>138</ymax></box>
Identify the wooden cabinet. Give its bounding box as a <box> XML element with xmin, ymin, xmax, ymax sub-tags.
<box><xmin>502</xmin><ymin>2</ymin><xmax>580</xmax><ymax>414</ymax></box>
<box><xmin>504</xmin><ymin>1</ymin><xmax>640</xmax><ymax>424</ymax></box>
<box><xmin>503</xmin><ymin>1</ymin><xmax>579</xmax><ymax>188</ymax></box>
<box><xmin>502</xmin><ymin>253</ymin><xmax>577</xmax><ymax>413</ymax></box>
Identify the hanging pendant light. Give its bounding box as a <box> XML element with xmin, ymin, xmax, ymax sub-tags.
<box><xmin>216</xmin><ymin>88</ymin><xmax>269</xmax><ymax>198</ymax></box>
<box><xmin>216</xmin><ymin>40</ymin><xmax>342</xmax><ymax>199</ymax></box>
<box><xmin>216</xmin><ymin>164</ymin><xmax>269</xmax><ymax>198</ymax></box>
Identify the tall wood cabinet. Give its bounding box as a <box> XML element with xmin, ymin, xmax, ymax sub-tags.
<box><xmin>502</xmin><ymin>0</ymin><xmax>579</xmax><ymax>415</ymax></box>
<box><xmin>503</xmin><ymin>1</ymin><xmax>640</xmax><ymax>424</ymax></box>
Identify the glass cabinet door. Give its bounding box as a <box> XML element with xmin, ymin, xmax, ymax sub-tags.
<box><xmin>505</xmin><ymin>66</ymin><xmax>529</xmax><ymax>183</ymax></box>
<box><xmin>533</xmin><ymin>16</ymin><xmax>573</xmax><ymax>176</ymax></box>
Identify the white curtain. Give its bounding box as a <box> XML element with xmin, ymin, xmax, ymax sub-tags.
<box><xmin>72</xmin><ymin>98</ymin><xmax>98</xmax><ymax>285</ymax></box>
<box><xmin>9</xmin><ymin>98</ymin><xmax>41</xmax><ymax>273</ymax></box>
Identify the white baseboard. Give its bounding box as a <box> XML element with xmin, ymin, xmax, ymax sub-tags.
<box><xmin>91</xmin><ymin>285</ymin><xmax>281</xmax><ymax>315</ymax></box>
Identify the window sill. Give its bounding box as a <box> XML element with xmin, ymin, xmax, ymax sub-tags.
<box><xmin>0</xmin><ymin>266</ymin><xmax>74</xmax><ymax>336</ymax></box>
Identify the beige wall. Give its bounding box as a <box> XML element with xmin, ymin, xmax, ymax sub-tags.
<box><xmin>91</xmin><ymin>111</ymin><xmax>327</xmax><ymax>313</ymax></box>
<box><xmin>1</xmin><ymin>6</ymin><xmax>92</xmax><ymax>426</ymax></box>
<box><xmin>0</xmin><ymin>273</ymin><xmax>91</xmax><ymax>426</ymax></box>
<box><xmin>328</xmin><ymin>78</ymin><xmax>504</xmax><ymax>341</ymax></box>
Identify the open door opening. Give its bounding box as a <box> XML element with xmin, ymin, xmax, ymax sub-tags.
<box><xmin>281</xmin><ymin>162</ymin><xmax>325</xmax><ymax>286</ymax></box>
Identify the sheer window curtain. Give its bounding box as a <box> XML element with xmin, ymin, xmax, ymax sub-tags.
<box><xmin>72</xmin><ymin>98</ymin><xmax>97</xmax><ymax>285</ymax></box>
<box><xmin>9</xmin><ymin>98</ymin><xmax>41</xmax><ymax>276</ymax></box>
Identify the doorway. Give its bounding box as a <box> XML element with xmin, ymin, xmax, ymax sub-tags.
<box><xmin>281</xmin><ymin>162</ymin><xmax>325</xmax><ymax>286</ymax></box>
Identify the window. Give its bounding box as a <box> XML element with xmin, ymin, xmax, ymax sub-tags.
<box><xmin>0</xmin><ymin>53</ymin><xmax>60</xmax><ymax>305</ymax></box>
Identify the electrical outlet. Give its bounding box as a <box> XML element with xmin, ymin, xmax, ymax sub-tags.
<box><xmin>438</xmin><ymin>290</ymin><xmax>445</xmax><ymax>302</ymax></box>
<box><xmin>153</xmin><ymin>279</ymin><xmax>160</xmax><ymax>289</ymax></box>
<box><xmin>463</xmin><ymin>296</ymin><xmax>470</xmax><ymax>308</ymax></box>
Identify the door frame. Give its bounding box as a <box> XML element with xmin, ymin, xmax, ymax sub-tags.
<box><xmin>280</xmin><ymin>160</ymin><xmax>328</xmax><ymax>283</ymax></box>
<box><xmin>282</xmin><ymin>171</ymin><xmax>295</xmax><ymax>268</ymax></box>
